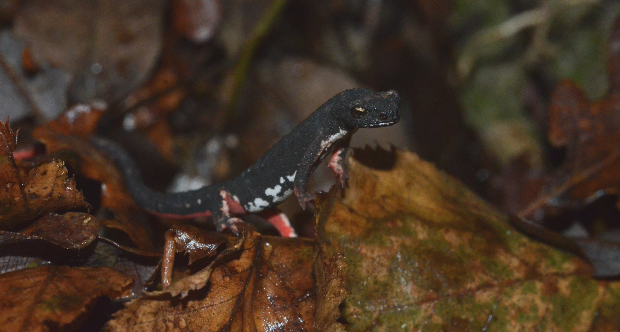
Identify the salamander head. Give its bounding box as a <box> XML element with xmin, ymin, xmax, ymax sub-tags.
<box><xmin>329</xmin><ymin>88</ymin><xmax>400</xmax><ymax>129</ymax></box>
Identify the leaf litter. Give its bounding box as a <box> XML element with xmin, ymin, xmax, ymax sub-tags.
<box><xmin>0</xmin><ymin>265</ymin><xmax>132</xmax><ymax>332</ymax></box>
<box><xmin>2</xmin><ymin>110</ymin><xmax>620</xmax><ymax>330</ymax></box>
<box><xmin>1</xmin><ymin>2</ymin><xmax>620</xmax><ymax>331</ymax></box>
<box><xmin>107</xmin><ymin>226</ymin><xmax>318</xmax><ymax>332</ymax></box>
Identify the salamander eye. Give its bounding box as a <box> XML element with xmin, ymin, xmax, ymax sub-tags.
<box><xmin>351</xmin><ymin>107</ymin><xmax>367</xmax><ymax>119</ymax></box>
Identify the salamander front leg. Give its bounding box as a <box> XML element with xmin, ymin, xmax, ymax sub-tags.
<box><xmin>328</xmin><ymin>146</ymin><xmax>349</xmax><ymax>188</ymax></box>
<box><xmin>293</xmin><ymin>175</ymin><xmax>315</xmax><ymax>210</ymax></box>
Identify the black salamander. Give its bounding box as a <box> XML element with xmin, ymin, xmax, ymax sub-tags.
<box><xmin>91</xmin><ymin>88</ymin><xmax>400</xmax><ymax>234</ymax></box>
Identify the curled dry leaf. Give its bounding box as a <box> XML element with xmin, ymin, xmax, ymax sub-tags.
<box><xmin>167</xmin><ymin>224</ymin><xmax>228</xmax><ymax>265</ymax></box>
<box><xmin>160</xmin><ymin>224</ymin><xmax>230</xmax><ymax>290</ymax></box>
<box><xmin>107</xmin><ymin>229</ymin><xmax>317</xmax><ymax>332</ymax></box>
<box><xmin>544</xmin><ymin>79</ymin><xmax>620</xmax><ymax>204</ymax></box>
<box><xmin>0</xmin><ymin>119</ymin><xmax>89</xmax><ymax>230</ymax></box>
<box><xmin>33</xmin><ymin>111</ymin><xmax>156</xmax><ymax>252</ymax></box>
<box><xmin>0</xmin><ymin>266</ymin><xmax>132</xmax><ymax>332</ymax></box>
<box><xmin>316</xmin><ymin>149</ymin><xmax>620</xmax><ymax>331</ymax></box>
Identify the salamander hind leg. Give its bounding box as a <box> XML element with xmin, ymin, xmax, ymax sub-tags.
<box><xmin>213</xmin><ymin>190</ymin><xmax>246</xmax><ymax>234</ymax></box>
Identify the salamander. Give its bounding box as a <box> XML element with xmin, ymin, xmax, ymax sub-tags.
<box><xmin>91</xmin><ymin>88</ymin><xmax>400</xmax><ymax>234</ymax></box>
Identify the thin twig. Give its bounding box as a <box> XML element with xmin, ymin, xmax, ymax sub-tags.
<box><xmin>0</xmin><ymin>54</ymin><xmax>46</xmax><ymax>123</ymax></box>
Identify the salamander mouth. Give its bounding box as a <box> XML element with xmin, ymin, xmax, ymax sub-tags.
<box><xmin>366</xmin><ymin>120</ymin><xmax>399</xmax><ymax>128</ymax></box>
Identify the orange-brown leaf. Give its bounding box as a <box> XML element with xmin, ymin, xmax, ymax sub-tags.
<box><xmin>0</xmin><ymin>266</ymin><xmax>132</xmax><ymax>332</ymax></box>
<box><xmin>0</xmin><ymin>155</ymin><xmax>88</xmax><ymax>230</ymax></box>
<box><xmin>107</xmin><ymin>230</ymin><xmax>317</xmax><ymax>332</ymax></box>
<box><xmin>0</xmin><ymin>212</ymin><xmax>100</xmax><ymax>249</ymax></box>
<box><xmin>33</xmin><ymin>123</ymin><xmax>155</xmax><ymax>252</ymax></box>
<box><xmin>517</xmin><ymin>17</ymin><xmax>620</xmax><ymax>218</ymax></box>
<box><xmin>313</xmin><ymin>245</ymin><xmax>347</xmax><ymax>332</ymax></box>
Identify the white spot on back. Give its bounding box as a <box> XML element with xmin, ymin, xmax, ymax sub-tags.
<box><xmin>244</xmin><ymin>198</ymin><xmax>270</xmax><ymax>212</ymax></box>
<box><xmin>265</xmin><ymin>185</ymin><xmax>282</xmax><ymax>199</ymax></box>
<box><xmin>275</xmin><ymin>189</ymin><xmax>293</xmax><ymax>203</ymax></box>
<box><xmin>286</xmin><ymin>171</ymin><xmax>297</xmax><ymax>182</ymax></box>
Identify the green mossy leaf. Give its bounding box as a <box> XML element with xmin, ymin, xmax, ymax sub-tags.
<box><xmin>316</xmin><ymin>149</ymin><xmax>620</xmax><ymax>331</ymax></box>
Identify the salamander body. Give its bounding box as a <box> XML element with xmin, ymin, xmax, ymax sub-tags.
<box><xmin>91</xmin><ymin>88</ymin><xmax>400</xmax><ymax>233</ymax></box>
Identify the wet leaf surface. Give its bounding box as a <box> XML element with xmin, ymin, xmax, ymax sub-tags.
<box><xmin>107</xmin><ymin>228</ymin><xmax>317</xmax><ymax>332</ymax></box>
<box><xmin>0</xmin><ymin>265</ymin><xmax>132</xmax><ymax>332</ymax></box>
<box><xmin>167</xmin><ymin>224</ymin><xmax>228</xmax><ymax>265</ymax></box>
<box><xmin>317</xmin><ymin>149</ymin><xmax>620</xmax><ymax>331</ymax></box>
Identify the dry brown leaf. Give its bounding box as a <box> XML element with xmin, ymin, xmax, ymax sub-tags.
<box><xmin>535</xmin><ymin>80</ymin><xmax>620</xmax><ymax>212</ymax></box>
<box><xmin>33</xmin><ymin>113</ymin><xmax>156</xmax><ymax>252</ymax></box>
<box><xmin>0</xmin><ymin>265</ymin><xmax>132</xmax><ymax>332</ymax></box>
<box><xmin>0</xmin><ymin>212</ymin><xmax>100</xmax><ymax>249</ymax></box>
<box><xmin>168</xmin><ymin>224</ymin><xmax>228</xmax><ymax>265</ymax></box>
<box><xmin>159</xmin><ymin>225</ymin><xmax>242</xmax><ymax>294</ymax></box>
<box><xmin>505</xmin><ymin>17</ymin><xmax>620</xmax><ymax>218</ymax></box>
<box><xmin>316</xmin><ymin>149</ymin><xmax>620</xmax><ymax>331</ymax></box>
<box><xmin>107</xmin><ymin>229</ymin><xmax>317</xmax><ymax>332</ymax></box>
<box><xmin>0</xmin><ymin>119</ymin><xmax>88</xmax><ymax>230</ymax></box>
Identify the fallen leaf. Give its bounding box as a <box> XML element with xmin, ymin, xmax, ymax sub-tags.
<box><xmin>0</xmin><ymin>265</ymin><xmax>132</xmax><ymax>332</ymax></box>
<box><xmin>167</xmin><ymin>224</ymin><xmax>228</xmax><ymax>265</ymax></box>
<box><xmin>316</xmin><ymin>149</ymin><xmax>620</xmax><ymax>331</ymax></box>
<box><xmin>313</xmin><ymin>245</ymin><xmax>347</xmax><ymax>332</ymax></box>
<box><xmin>159</xmin><ymin>224</ymin><xmax>231</xmax><ymax>290</ymax></box>
<box><xmin>107</xmin><ymin>229</ymin><xmax>317</xmax><ymax>332</ymax></box>
<box><xmin>509</xmin><ymin>16</ymin><xmax>620</xmax><ymax>219</ymax></box>
<box><xmin>0</xmin><ymin>249</ymin><xmax>52</xmax><ymax>275</ymax></box>
<box><xmin>84</xmin><ymin>240</ymin><xmax>160</xmax><ymax>294</ymax></box>
<box><xmin>33</xmin><ymin>115</ymin><xmax>156</xmax><ymax>252</ymax></box>
<box><xmin>0</xmin><ymin>119</ymin><xmax>88</xmax><ymax>230</ymax></box>
<box><xmin>541</xmin><ymin>80</ymin><xmax>620</xmax><ymax>210</ymax></box>
<box><xmin>46</xmin><ymin>102</ymin><xmax>107</xmax><ymax>139</ymax></box>
<box><xmin>0</xmin><ymin>212</ymin><xmax>100</xmax><ymax>249</ymax></box>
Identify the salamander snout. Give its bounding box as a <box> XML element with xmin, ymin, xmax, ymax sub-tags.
<box><xmin>365</xmin><ymin>90</ymin><xmax>400</xmax><ymax>128</ymax></box>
